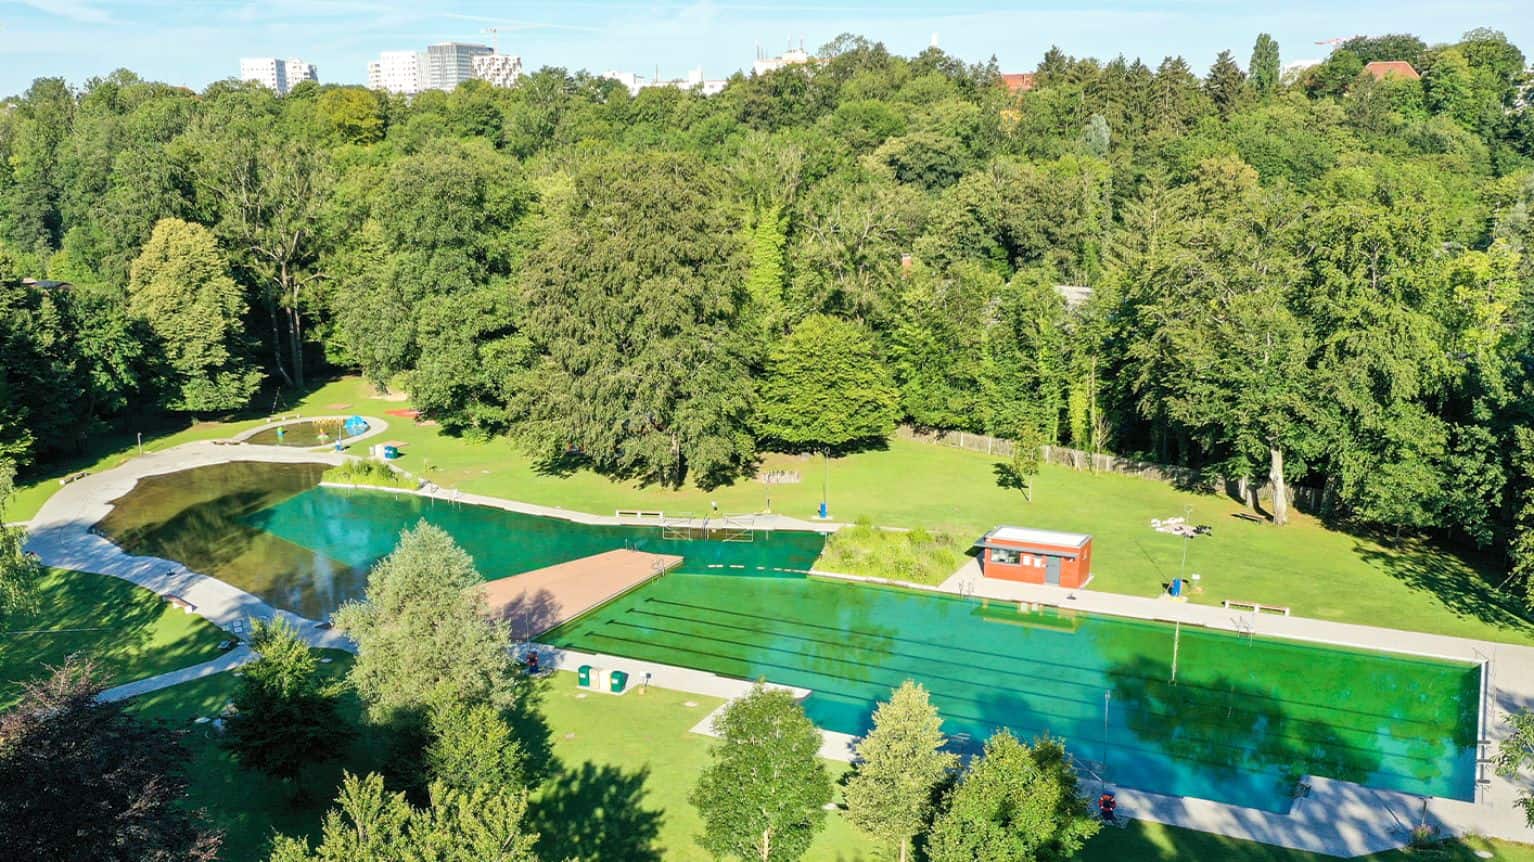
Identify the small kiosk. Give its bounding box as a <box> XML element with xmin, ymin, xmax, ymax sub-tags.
<box><xmin>974</xmin><ymin>526</ymin><xmax>1094</xmax><ymax>588</ymax></box>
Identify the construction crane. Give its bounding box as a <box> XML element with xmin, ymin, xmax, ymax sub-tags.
<box><xmin>483</xmin><ymin>27</ymin><xmax>501</xmax><ymax>53</ymax></box>
<box><xmin>1314</xmin><ymin>35</ymin><xmax>1361</xmax><ymax>48</ymax></box>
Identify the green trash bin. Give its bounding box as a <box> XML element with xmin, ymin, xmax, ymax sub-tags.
<box><xmin>577</xmin><ymin>665</ymin><xmax>593</xmax><ymax>688</ymax></box>
<box><xmin>609</xmin><ymin>670</ymin><xmax>629</xmax><ymax>694</ymax></box>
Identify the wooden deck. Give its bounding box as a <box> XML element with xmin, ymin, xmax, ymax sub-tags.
<box><xmin>476</xmin><ymin>549</ymin><xmax>684</xmax><ymax>640</ymax></box>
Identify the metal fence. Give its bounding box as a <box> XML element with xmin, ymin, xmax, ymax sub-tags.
<box><xmin>897</xmin><ymin>426</ymin><xmax>1324</xmax><ymax>514</ymax></box>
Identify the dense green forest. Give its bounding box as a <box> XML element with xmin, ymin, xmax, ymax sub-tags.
<box><xmin>2</xmin><ymin>30</ymin><xmax>1534</xmax><ymax>595</ymax></box>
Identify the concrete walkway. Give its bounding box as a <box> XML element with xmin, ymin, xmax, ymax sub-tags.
<box><xmin>23</xmin><ymin>441</ymin><xmax>354</xmax><ymax>652</ymax></box>
<box><xmin>934</xmin><ymin>559</ymin><xmax>1534</xmax><ymax>856</ymax></box>
<box><xmin>324</xmin><ymin>480</ymin><xmax>842</xmax><ymax>534</ymax></box>
<box><xmin>98</xmin><ymin>647</ymin><xmax>256</xmax><ymax>703</ymax></box>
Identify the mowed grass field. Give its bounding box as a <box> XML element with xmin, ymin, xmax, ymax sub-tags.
<box><xmin>0</xmin><ymin>568</ymin><xmax>227</xmax><ymax>708</ymax></box>
<box><xmin>9</xmin><ymin>376</ymin><xmax>1532</xmax><ymax>646</ymax></box>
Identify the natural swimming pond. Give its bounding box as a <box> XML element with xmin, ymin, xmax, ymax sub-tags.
<box><xmin>97</xmin><ymin>460</ymin><xmax>1479</xmax><ymax>813</ymax></box>
<box><xmin>546</xmin><ymin>573</ymin><xmax>1481</xmax><ymax>812</ymax></box>
<box><xmin>98</xmin><ymin>461</ymin><xmax>826</xmax><ymax>619</ymax></box>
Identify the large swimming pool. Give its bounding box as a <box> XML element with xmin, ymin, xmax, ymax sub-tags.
<box><xmin>545</xmin><ymin>572</ymin><xmax>1480</xmax><ymax>813</ymax></box>
<box><xmin>98</xmin><ymin>461</ymin><xmax>1480</xmax><ymax>813</ymax></box>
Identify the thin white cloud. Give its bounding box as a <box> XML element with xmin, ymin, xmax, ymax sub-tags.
<box><xmin>15</xmin><ymin>0</ymin><xmax>111</xmax><ymax>24</ymax></box>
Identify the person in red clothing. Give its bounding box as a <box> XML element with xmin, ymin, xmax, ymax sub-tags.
<box><xmin>1098</xmin><ymin>792</ymin><xmax>1117</xmax><ymax>823</ymax></box>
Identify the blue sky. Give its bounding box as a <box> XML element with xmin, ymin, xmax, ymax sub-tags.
<box><xmin>1</xmin><ymin>0</ymin><xmax>1530</xmax><ymax>96</ymax></box>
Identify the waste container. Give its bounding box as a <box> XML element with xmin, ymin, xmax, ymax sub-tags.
<box><xmin>609</xmin><ymin>670</ymin><xmax>629</xmax><ymax>694</ymax></box>
<box><xmin>577</xmin><ymin>665</ymin><xmax>593</xmax><ymax>688</ymax></box>
<box><xmin>818</xmin><ymin>501</ymin><xmax>828</xmax><ymax>519</ymax></box>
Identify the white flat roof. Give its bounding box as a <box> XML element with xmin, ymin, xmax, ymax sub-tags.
<box><xmin>987</xmin><ymin>526</ymin><xmax>1091</xmax><ymax>548</ymax></box>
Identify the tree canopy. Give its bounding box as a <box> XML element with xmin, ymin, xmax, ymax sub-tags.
<box><xmin>1</xmin><ymin>26</ymin><xmax>1533</xmax><ymax>596</ymax></box>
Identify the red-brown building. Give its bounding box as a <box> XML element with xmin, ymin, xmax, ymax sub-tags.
<box><xmin>999</xmin><ymin>72</ymin><xmax>1037</xmax><ymax>93</ymax></box>
<box><xmin>1362</xmin><ymin>60</ymin><xmax>1420</xmax><ymax>81</ymax></box>
<box><xmin>974</xmin><ymin>526</ymin><xmax>1094</xmax><ymax>588</ymax></box>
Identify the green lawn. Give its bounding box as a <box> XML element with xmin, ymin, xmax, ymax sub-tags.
<box><xmin>0</xmin><ymin>568</ymin><xmax>228</xmax><ymax>707</ymax></box>
<box><xmin>125</xmin><ymin>650</ymin><xmax>384</xmax><ymax>861</ymax></box>
<box><xmin>12</xmin><ymin>376</ymin><xmax>1532</xmax><ymax>646</ymax></box>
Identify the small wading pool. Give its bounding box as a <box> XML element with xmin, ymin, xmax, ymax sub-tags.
<box><xmin>245</xmin><ymin>418</ymin><xmax>368</xmax><ymax>448</ymax></box>
<box><xmin>96</xmin><ymin>460</ymin><xmax>1480</xmax><ymax>813</ymax></box>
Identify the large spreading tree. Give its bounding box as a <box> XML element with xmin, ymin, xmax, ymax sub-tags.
<box><xmin>517</xmin><ymin>150</ymin><xmax>756</xmax><ymax>488</ymax></box>
<box><xmin>128</xmin><ymin>217</ymin><xmax>261</xmax><ymax>411</ymax></box>
<box><xmin>925</xmin><ymin>731</ymin><xmax>1099</xmax><ymax>862</ymax></box>
<box><xmin>0</xmin><ymin>659</ymin><xmax>222</xmax><ymax>861</ymax></box>
<box><xmin>690</xmin><ymin>684</ymin><xmax>832</xmax><ymax>862</ymax></box>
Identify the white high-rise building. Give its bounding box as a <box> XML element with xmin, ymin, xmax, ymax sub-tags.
<box><xmin>239</xmin><ymin>57</ymin><xmax>317</xmax><ymax>96</ymax></box>
<box><xmin>471</xmin><ymin>53</ymin><xmax>524</xmax><ymax>89</ymax></box>
<box><xmin>752</xmin><ymin>46</ymin><xmax>811</xmax><ymax>76</ymax></box>
<box><xmin>368</xmin><ymin>50</ymin><xmax>424</xmax><ymax>94</ymax></box>
<box><xmin>422</xmin><ymin>42</ymin><xmax>493</xmax><ymax>91</ymax></box>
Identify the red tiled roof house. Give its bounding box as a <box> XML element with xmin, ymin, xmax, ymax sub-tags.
<box><xmin>1362</xmin><ymin>60</ymin><xmax>1420</xmax><ymax>81</ymax></box>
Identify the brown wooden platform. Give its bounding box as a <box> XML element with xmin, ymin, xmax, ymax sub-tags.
<box><xmin>476</xmin><ymin>549</ymin><xmax>684</xmax><ymax>640</ymax></box>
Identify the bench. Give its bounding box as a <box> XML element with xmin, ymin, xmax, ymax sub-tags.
<box><xmin>165</xmin><ymin>595</ymin><xmax>196</xmax><ymax>613</ymax></box>
<box><xmin>1223</xmin><ymin>599</ymin><xmax>1290</xmax><ymax>616</ymax></box>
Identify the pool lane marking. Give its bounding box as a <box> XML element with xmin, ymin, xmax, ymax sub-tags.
<box><xmin>591</xmin><ymin>613</ymin><xmax>1456</xmax><ymax>774</ymax></box>
<box><xmin>638</xmin><ymin>596</ymin><xmax>1468</xmax><ymax>733</ymax></box>
<box><xmin>574</xmin><ymin>625</ymin><xmax>1461</xmax><ymax>795</ymax></box>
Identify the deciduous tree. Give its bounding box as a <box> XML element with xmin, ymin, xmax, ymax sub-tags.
<box><xmin>0</xmin><ymin>659</ymin><xmax>221</xmax><ymax>861</ymax></box>
<box><xmin>844</xmin><ymin>681</ymin><xmax>956</xmax><ymax>862</ymax></box>
<box><xmin>925</xmin><ymin>731</ymin><xmax>1098</xmax><ymax>862</ymax></box>
<box><xmin>128</xmin><ymin>217</ymin><xmax>260</xmax><ymax>411</ymax></box>
<box><xmin>223</xmin><ymin>617</ymin><xmax>352</xmax><ymax>786</ymax></box>
<box><xmin>690</xmin><ymin>684</ymin><xmax>831</xmax><ymax>862</ymax></box>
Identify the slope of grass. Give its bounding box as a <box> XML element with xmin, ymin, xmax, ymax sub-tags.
<box><xmin>0</xmin><ymin>568</ymin><xmax>228</xmax><ymax>707</ymax></box>
<box><xmin>14</xmin><ymin>375</ymin><xmax>1531</xmax><ymax>646</ymax></box>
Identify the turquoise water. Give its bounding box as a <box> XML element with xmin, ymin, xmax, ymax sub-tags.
<box><xmin>101</xmin><ymin>463</ymin><xmax>1480</xmax><ymax>812</ymax></box>
<box><xmin>249</xmin><ymin>486</ymin><xmax>826</xmax><ymax>580</ymax></box>
<box><xmin>545</xmin><ymin>572</ymin><xmax>1481</xmax><ymax>814</ymax></box>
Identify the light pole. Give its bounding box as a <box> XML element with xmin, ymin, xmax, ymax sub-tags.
<box><xmin>1179</xmin><ymin>503</ymin><xmax>1193</xmax><ymax>580</ymax></box>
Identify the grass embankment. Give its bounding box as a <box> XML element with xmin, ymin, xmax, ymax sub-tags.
<box><xmin>125</xmin><ymin>666</ymin><xmax>1534</xmax><ymax>862</ymax></box>
<box><xmin>322</xmin><ymin>458</ymin><xmax>417</xmax><ymax>490</ymax></box>
<box><xmin>816</xmin><ymin>520</ymin><xmax>969</xmax><ymax>586</ymax></box>
<box><xmin>0</xmin><ymin>569</ymin><xmax>227</xmax><ymax>708</ymax></box>
<box><xmin>12</xmin><ymin>376</ymin><xmax>1532</xmax><ymax>646</ymax></box>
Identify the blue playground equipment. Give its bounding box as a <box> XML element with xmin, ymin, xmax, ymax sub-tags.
<box><xmin>343</xmin><ymin>415</ymin><xmax>368</xmax><ymax>438</ymax></box>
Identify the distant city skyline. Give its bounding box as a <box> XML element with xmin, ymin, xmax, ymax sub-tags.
<box><xmin>2</xmin><ymin>0</ymin><xmax>1531</xmax><ymax>95</ymax></box>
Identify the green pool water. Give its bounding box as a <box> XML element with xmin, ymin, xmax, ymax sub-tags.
<box><xmin>543</xmin><ymin>572</ymin><xmax>1480</xmax><ymax>813</ymax></box>
<box><xmin>98</xmin><ymin>461</ymin><xmax>826</xmax><ymax>619</ymax></box>
<box><xmin>98</xmin><ymin>461</ymin><xmax>1479</xmax><ymax>813</ymax></box>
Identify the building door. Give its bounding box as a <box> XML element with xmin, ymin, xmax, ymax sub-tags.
<box><xmin>1045</xmin><ymin>556</ymin><xmax>1062</xmax><ymax>586</ymax></box>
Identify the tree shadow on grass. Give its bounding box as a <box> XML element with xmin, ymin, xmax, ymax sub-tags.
<box><xmin>1351</xmin><ymin>540</ymin><xmax>1534</xmax><ymax>638</ymax></box>
<box><xmin>528</xmin><ymin>762</ymin><xmax>663</xmax><ymax>862</ymax></box>
<box><xmin>507</xmin><ymin>671</ymin><xmax>560</xmax><ymax>787</ymax></box>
